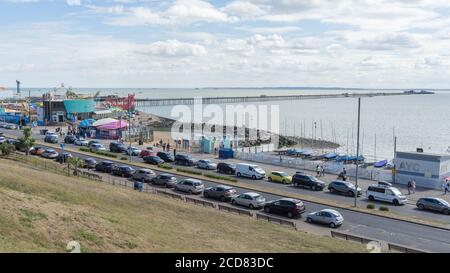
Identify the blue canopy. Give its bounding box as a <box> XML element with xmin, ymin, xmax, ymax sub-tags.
<box><xmin>79</xmin><ymin>118</ymin><xmax>96</xmax><ymax>128</ymax></box>
<box><xmin>324</xmin><ymin>152</ymin><xmax>337</xmax><ymax>159</ymax></box>
<box><xmin>374</xmin><ymin>159</ymin><xmax>388</xmax><ymax>168</ymax></box>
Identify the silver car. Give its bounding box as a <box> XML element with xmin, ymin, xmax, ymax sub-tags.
<box><xmin>416</xmin><ymin>197</ymin><xmax>450</xmax><ymax>215</ymax></box>
<box><xmin>41</xmin><ymin>149</ymin><xmax>59</xmax><ymax>159</ymax></box>
<box><xmin>152</xmin><ymin>173</ymin><xmax>177</xmax><ymax>188</ymax></box>
<box><xmin>328</xmin><ymin>180</ymin><xmax>362</xmax><ymax>197</ymax></box>
<box><xmin>174</xmin><ymin>179</ymin><xmax>204</xmax><ymax>194</ymax></box>
<box><xmin>307</xmin><ymin>209</ymin><xmax>344</xmax><ymax>228</ymax></box>
<box><xmin>196</xmin><ymin>159</ymin><xmax>217</xmax><ymax>170</ymax></box>
<box><xmin>132</xmin><ymin>168</ymin><xmax>156</xmax><ymax>183</ymax></box>
<box><xmin>90</xmin><ymin>143</ymin><xmax>106</xmax><ymax>152</ymax></box>
<box><xmin>75</xmin><ymin>138</ymin><xmax>89</xmax><ymax>146</ymax></box>
<box><xmin>231</xmin><ymin>192</ymin><xmax>266</xmax><ymax>209</ymax></box>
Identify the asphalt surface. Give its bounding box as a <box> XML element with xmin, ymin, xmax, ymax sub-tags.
<box><xmin>3</xmin><ymin>128</ymin><xmax>450</xmax><ymax>252</ymax></box>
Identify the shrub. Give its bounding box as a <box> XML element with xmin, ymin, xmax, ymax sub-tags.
<box><xmin>79</xmin><ymin>147</ymin><xmax>90</xmax><ymax>152</ymax></box>
<box><xmin>79</xmin><ymin>148</ymin><xmax>118</xmax><ymax>158</ymax></box>
<box><xmin>366</xmin><ymin>204</ymin><xmax>375</xmax><ymax>210</ymax></box>
<box><xmin>0</xmin><ymin>142</ymin><xmax>15</xmax><ymax>156</ymax></box>
<box><xmin>158</xmin><ymin>163</ymin><xmax>173</xmax><ymax>170</ymax></box>
<box><xmin>120</xmin><ymin>156</ymin><xmax>128</xmax><ymax>161</ymax></box>
<box><xmin>379</xmin><ymin>206</ymin><xmax>389</xmax><ymax>212</ymax></box>
<box><xmin>203</xmin><ymin>173</ymin><xmax>238</xmax><ymax>182</ymax></box>
<box><xmin>176</xmin><ymin>167</ymin><xmax>202</xmax><ymax>176</ymax></box>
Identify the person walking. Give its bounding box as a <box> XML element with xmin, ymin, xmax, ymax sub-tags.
<box><xmin>321</xmin><ymin>165</ymin><xmax>325</xmax><ymax>177</ymax></box>
<box><xmin>316</xmin><ymin>165</ymin><xmax>321</xmax><ymax>177</ymax></box>
<box><xmin>445</xmin><ymin>181</ymin><xmax>450</xmax><ymax>195</ymax></box>
<box><xmin>167</xmin><ymin>143</ymin><xmax>171</xmax><ymax>151</ymax></box>
<box><xmin>407</xmin><ymin>180</ymin><xmax>412</xmax><ymax>195</ymax></box>
<box><xmin>411</xmin><ymin>180</ymin><xmax>416</xmax><ymax>194</ymax></box>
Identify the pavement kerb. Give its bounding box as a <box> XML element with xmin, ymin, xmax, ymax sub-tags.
<box><xmin>12</xmin><ymin>135</ymin><xmax>450</xmax><ymax>232</ymax></box>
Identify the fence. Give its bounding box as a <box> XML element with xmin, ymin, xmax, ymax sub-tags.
<box><xmin>217</xmin><ymin>204</ymin><xmax>254</xmax><ymax>217</ymax></box>
<box><xmin>255</xmin><ymin>213</ymin><xmax>297</xmax><ymax>229</ymax></box>
<box><xmin>387</xmin><ymin>243</ymin><xmax>428</xmax><ymax>253</ymax></box>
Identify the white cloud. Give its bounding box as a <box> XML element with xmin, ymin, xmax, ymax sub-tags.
<box><xmin>139</xmin><ymin>40</ymin><xmax>207</xmax><ymax>57</ymax></box>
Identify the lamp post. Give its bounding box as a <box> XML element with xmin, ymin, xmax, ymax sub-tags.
<box><xmin>128</xmin><ymin>94</ymin><xmax>132</xmax><ymax>163</ymax></box>
<box><xmin>354</xmin><ymin>98</ymin><xmax>361</xmax><ymax>207</ymax></box>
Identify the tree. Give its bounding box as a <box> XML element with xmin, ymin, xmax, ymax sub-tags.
<box><xmin>18</xmin><ymin>127</ymin><xmax>35</xmax><ymax>155</ymax></box>
<box><xmin>0</xmin><ymin>142</ymin><xmax>15</xmax><ymax>156</ymax></box>
<box><xmin>68</xmin><ymin>157</ymin><xmax>84</xmax><ymax>176</ymax></box>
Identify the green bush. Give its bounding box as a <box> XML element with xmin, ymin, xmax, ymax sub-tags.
<box><xmin>158</xmin><ymin>163</ymin><xmax>173</xmax><ymax>170</ymax></box>
<box><xmin>176</xmin><ymin>167</ymin><xmax>202</xmax><ymax>176</ymax></box>
<box><xmin>79</xmin><ymin>148</ymin><xmax>118</xmax><ymax>158</ymax></box>
<box><xmin>366</xmin><ymin>204</ymin><xmax>375</xmax><ymax>210</ymax></box>
<box><xmin>379</xmin><ymin>206</ymin><xmax>389</xmax><ymax>212</ymax></box>
<box><xmin>203</xmin><ymin>173</ymin><xmax>238</xmax><ymax>182</ymax></box>
<box><xmin>120</xmin><ymin>156</ymin><xmax>128</xmax><ymax>161</ymax></box>
<box><xmin>79</xmin><ymin>147</ymin><xmax>90</xmax><ymax>152</ymax></box>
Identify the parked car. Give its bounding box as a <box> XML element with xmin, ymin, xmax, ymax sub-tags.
<box><xmin>41</xmin><ymin>149</ymin><xmax>59</xmax><ymax>159</ymax></box>
<box><xmin>151</xmin><ymin>173</ymin><xmax>177</xmax><ymax>188</ymax></box>
<box><xmin>378</xmin><ymin>181</ymin><xmax>393</xmax><ymax>187</ymax></box>
<box><xmin>109</xmin><ymin>142</ymin><xmax>127</xmax><ymax>153</ymax></box>
<box><xmin>125</xmin><ymin>146</ymin><xmax>141</xmax><ymax>156</ymax></box>
<box><xmin>268</xmin><ymin>171</ymin><xmax>292</xmax><ymax>184</ymax></box>
<box><xmin>328</xmin><ymin>180</ymin><xmax>362</xmax><ymax>197</ymax></box>
<box><xmin>416</xmin><ymin>197</ymin><xmax>450</xmax><ymax>215</ymax></box>
<box><xmin>139</xmin><ymin>149</ymin><xmax>157</xmax><ymax>158</ymax></box>
<box><xmin>45</xmin><ymin>131</ymin><xmax>56</xmax><ymax>136</ymax></box>
<box><xmin>235</xmin><ymin>163</ymin><xmax>265</xmax><ymax>180</ymax></box>
<box><xmin>95</xmin><ymin>161</ymin><xmax>117</xmax><ymax>173</ymax></box>
<box><xmin>64</xmin><ymin>135</ymin><xmax>77</xmax><ymax>144</ymax></box>
<box><xmin>306</xmin><ymin>209</ymin><xmax>344</xmax><ymax>228</ymax></box>
<box><xmin>6</xmin><ymin>139</ymin><xmax>16</xmax><ymax>145</ymax></box>
<box><xmin>132</xmin><ymin>168</ymin><xmax>156</xmax><ymax>183</ymax></box>
<box><xmin>175</xmin><ymin>154</ymin><xmax>195</xmax><ymax>166</ymax></box>
<box><xmin>0</xmin><ymin>137</ymin><xmax>5</xmax><ymax>143</ymax></box>
<box><xmin>157</xmin><ymin>151</ymin><xmax>174</xmax><ymax>162</ymax></box>
<box><xmin>56</xmin><ymin>152</ymin><xmax>72</xmax><ymax>163</ymax></box>
<box><xmin>112</xmin><ymin>165</ymin><xmax>135</xmax><ymax>177</ymax></box>
<box><xmin>44</xmin><ymin>134</ymin><xmax>58</xmax><ymax>144</ymax></box>
<box><xmin>203</xmin><ymin>185</ymin><xmax>237</xmax><ymax>202</ymax></box>
<box><xmin>90</xmin><ymin>143</ymin><xmax>106</xmax><ymax>152</ymax></box>
<box><xmin>88</xmin><ymin>140</ymin><xmax>100</xmax><ymax>148</ymax></box>
<box><xmin>4</xmin><ymin>124</ymin><xmax>17</xmax><ymax>129</ymax></box>
<box><xmin>174</xmin><ymin>178</ymin><xmax>204</xmax><ymax>194</ymax></box>
<box><xmin>74</xmin><ymin>138</ymin><xmax>89</xmax><ymax>146</ymax></box>
<box><xmin>231</xmin><ymin>192</ymin><xmax>266</xmax><ymax>209</ymax></box>
<box><xmin>82</xmin><ymin>158</ymin><xmax>97</xmax><ymax>169</ymax></box>
<box><xmin>196</xmin><ymin>159</ymin><xmax>217</xmax><ymax>170</ymax></box>
<box><xmin>263</xmin><ymin>198</ymin><xmax>306</xmax><ymax>218</ymax></box>
<box><xmin>143</xmin><ymin>155</ymin><xmax>164</xmax><ymax>165</ymax></box>
<box><xmin>217</xmin><ymin>162</ymin><xmax>236</xmax><ymax>174</ymax></box>
<box><xmin>292</xmin><ymin>173</ymin><xmax>325</xmax><ymax>191</ymax></box>
<box><xmin>366</xmin><ymin>185</ymin><xmax>407</xmax><ymax>206</ymax></box>
<box><xmin>30</xmin><ymin>146</ymin><xmax>46</xmax><ymax>156</ymax></box>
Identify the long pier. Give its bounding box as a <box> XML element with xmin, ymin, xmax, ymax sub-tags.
<box><xmin>128</xmin><ymin>91</ymin><xmax>430</xmax><ymax>108</ymax></box>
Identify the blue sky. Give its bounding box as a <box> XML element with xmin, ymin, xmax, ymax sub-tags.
<box><xmin>1</xmin><ymin>0</ymin><xmax>450</xmax><ymax>88</ymax></box>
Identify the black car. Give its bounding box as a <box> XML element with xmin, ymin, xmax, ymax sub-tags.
<box><xmin>56</xmin><ymin>152</ymin><xmax>72</xmax><ymax>163</ymax></box>
<box><xmin>217</xmin><ymin>162</ymin><xmax>236</xmax><ymax>174</ymax></box>
<box><xmin>157</xmin><ymin>151</ymin><xmax>174</xmax><ymax>162</ymax></box>
<box><xmin>64</xmin><ymin>135</ymin><xmax>77</xmax><ymax>144</ymax></box>
<box><xmin>44</xmin><ymin>135</ymin><xmax>58</xmax><ymax>144</ymax></box>
<box><xmin>110</xmin><ymin>142</ymin><xmax>127</xmax><ymax>153</ymax></box>
<box><xmin>83</xmin><ymin>158</ymin><xmax>97</xmax><ymax>169</ymax></box>
<box><xmin>112</xmin><ymin>166</ymin><xmax>135</xmax><ymax>177</ymax></box>
<box><xmin>151</xmin><ymin>173</ymin><xmax>177</xmax><ymax>187</ymax></box>
<box><xmin>263</xmin><ymin>198</ymin><xmax>306</xmax><ymax>218</ymax></box>
<box><xmin>292</xmin><ymin>173</ymin><xmax>326</xmax><ymax>191</ymax></box>
<box><xmin>143</xmin><ymin>156</ymin><xmax>164</xmax><ymax>165</ymax></box>
<box><xmin>174</xmin><ymin>154</ymin><xmax>195</xmax><ymax>166</ymax></box>
<box><xmin>95</xmin><ymin>161</ymin><xmax>117</xmax><ymax>173</ymax></box>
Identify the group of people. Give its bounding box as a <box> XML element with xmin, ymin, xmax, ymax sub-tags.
<box><xmin>315</xmin><ymin>165</ymin><xmax>326</xmax><ymax>177</ymax></box>
<box><xmin>337</xmin><ymin>168</ymin><xmax>347</xmax><ymax>181</ymax></box>
<box><xmin>155</xmin><ymin>139</ymin><xmax>171</xmax><ymax>152</ymax></box>
<box><xmin>407</xmin><ymin>180</ymin><xmax>416</xmax><ymax>195</ymax></box>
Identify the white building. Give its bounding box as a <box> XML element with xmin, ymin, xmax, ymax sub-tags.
<box><xmin>394</xmin><ymin>151</ymin><xmax>450</xmax><ymax>190</ymax></box>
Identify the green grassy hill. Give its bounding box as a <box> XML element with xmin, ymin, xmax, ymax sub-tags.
<box><xmin>0</xmin><ymin>158</ymin><xmax>366</xmax><ymax>253</ymax></box>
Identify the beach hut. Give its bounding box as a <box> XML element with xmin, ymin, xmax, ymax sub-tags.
<box><xmin>93</xmin><ymin>118</ymin><xmax>128</xmax><ymax>140</ymax></box>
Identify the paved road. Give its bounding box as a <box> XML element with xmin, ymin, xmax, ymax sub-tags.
<box><xmin>3</xmin><ymin>128</ymin><xmax>450</xmax><ymax>252</ymax></box>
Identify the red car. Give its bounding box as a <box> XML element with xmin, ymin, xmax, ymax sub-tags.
<box><xmin>140</xmin><ymin>149</ymin><xmax>157</xmax><ymax>158</ymax></box>
<box><xmin>30</xmin><ymin>147</ymin><xmax>46</xmax><ymax>156</ymax></box>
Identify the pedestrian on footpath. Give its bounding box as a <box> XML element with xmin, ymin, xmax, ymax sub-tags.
<box><xmin>407</xmin><ymin>180</ymin><xmax>412</xmax><ymax>195</ymax></box>
<box><xmin>321</xmin><ymin>165</ymin><xmax>325</xmax><ymax>177</ymax></box>
<box><xmin>316</xmin><ymin>165</ymin><xmax>321</xmax><ymax>177</ymax></box>
<box><xmin>412</xmin><ymin>180</ymin><xmax>416</xmax><ymax>194</ymax></box>
<box><xmin>445</xmin><ymin>181</ymin><xmax>450</xmax><ymax>195</ymax></box>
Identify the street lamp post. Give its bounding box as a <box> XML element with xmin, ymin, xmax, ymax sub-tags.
<box><xmin>354</xmin><ymin>98</ymin><xmax>361</xmax><ymax>207</ymax></box>
<box><xmin>128</xmin><ymin>94</ymin><xmax>132</xmax><ymax>163</ymax></box>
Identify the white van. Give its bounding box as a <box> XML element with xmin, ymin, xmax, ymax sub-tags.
<box><xmin>235</xmin><ymin>163</ymin><xmax>266</xmax><ymax>180</ymax></box>
<box><xmin>367</xmin><ymin>185</ymin><xmax>407</xmax><ymax>206</ymax></box>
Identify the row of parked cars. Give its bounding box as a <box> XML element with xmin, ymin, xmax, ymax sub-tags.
<box><xmin>41</xmin><ymin>134</ymin><xmax>450</xmax><ymax>216</ymax></box>
<box><xmin>90</xmin><ymin>160</ymin><xmax>345</xmax><ymax>228</ymax></box>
